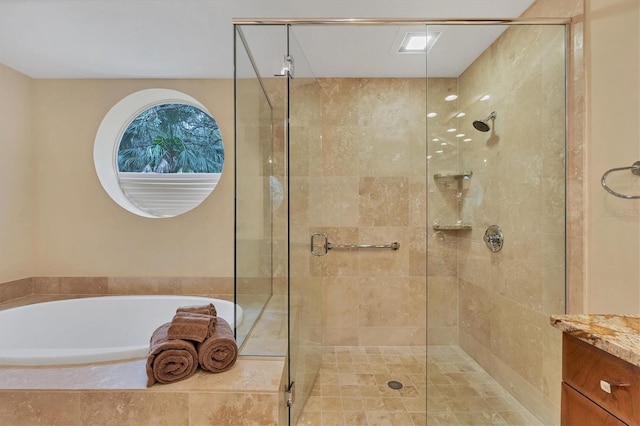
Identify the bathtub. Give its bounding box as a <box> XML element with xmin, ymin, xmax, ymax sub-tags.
<box><xmin>0</xmin><ymin>295</ymin><xmax>242</xmax><ymax>366</ymax></box>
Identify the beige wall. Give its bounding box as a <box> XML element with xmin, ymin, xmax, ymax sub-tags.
<box><xmin>0</xmin><ymin>75</ymin><xmax>235</xmax><ymax>282</ymax></box>
<box><xmin>585</xmin><ymin>0</ymin><xmax>640</xmax><ymax>314</ymax></box>
<box><xmin>30</xmin><ymin>79</ymin><xmax>234</xmax><ymax>278</ymax></box>
<box><xmin>0</xmin><ymin>64</ymin><xmax>34</xmax><ymax>283</ymax></box>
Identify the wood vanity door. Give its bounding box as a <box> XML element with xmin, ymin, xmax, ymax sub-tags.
<box><xmin>561</xmin><ymin>383</ymin><xmax>627</xmax><ymax>426</ymax></box>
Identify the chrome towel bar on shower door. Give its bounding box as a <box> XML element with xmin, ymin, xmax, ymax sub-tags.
<box><xmin>310</xmin><ymin>232</ymin><xmax>400</xmax><ymax>256</ymax></box>
<box><xmin>601</xmin><ymin>160</ymin><xmax>640</xmax><ymax>199</ymax></box>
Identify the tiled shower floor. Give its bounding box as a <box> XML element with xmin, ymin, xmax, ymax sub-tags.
<box><xmin>298</xmin><ymin>345</ymin><xmax>542</xmax><ymax>426</ymax></box>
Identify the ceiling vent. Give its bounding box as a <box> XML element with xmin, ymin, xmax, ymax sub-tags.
<box><xmin>398</xmin><ymin>31</ymin><xmax>441</xmax><ymax>53</ymax></box>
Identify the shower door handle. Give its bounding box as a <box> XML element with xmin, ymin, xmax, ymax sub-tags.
<box><xmin>311</xmin><ymin>232</ymin><xmax>400</xmax><ymax>256</ymax></box>
<box><xmin>310</xmin><ymin>232</ymin><xmax>328</xmax><ymax>256</ymax></box>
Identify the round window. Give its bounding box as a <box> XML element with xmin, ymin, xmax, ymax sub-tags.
<box><xmin>94</xmin><ymin>89</ymin><xmax>224</xmax><ymax>218</ymax></box>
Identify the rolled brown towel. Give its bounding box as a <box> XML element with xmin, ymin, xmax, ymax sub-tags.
<box><xmin>146</xmin><ymin>322</ymin><xmax>199</xmax><ymax>387</ymax></box>
<box><xmin>176</xmin><ymin>303</ymin><xmax>217</xmax><ymax>317</ymax></box>
<box><xmin>197</xmin><ymin>317</ymin><xmax>238</xmax><ymax>373</ymax></box>
<box><xmin>167</xmin><ymin>312</ymin><xmax>217</xmax><ymax>343</ymax></box>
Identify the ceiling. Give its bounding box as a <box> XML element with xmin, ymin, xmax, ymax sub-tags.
<box><xmin>0</xmin><ymin>0</ymin><xmax>536</xmax><ymax>79</ymax></box>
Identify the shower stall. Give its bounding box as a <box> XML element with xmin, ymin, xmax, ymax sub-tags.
<box><xmin>234</xmin><ymin>19</ymin><xmax>568</xmax><ymax>425</ymax></box>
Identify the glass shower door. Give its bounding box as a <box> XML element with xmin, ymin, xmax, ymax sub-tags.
<box><xmin>286</xmin><ymin>26</ymin><xmax>323</xmax><ymax>425</ymax></box>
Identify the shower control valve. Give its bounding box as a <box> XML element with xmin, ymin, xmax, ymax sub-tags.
<box><xmin>483</xmin><ymin>225</ymin><xmax>504</xmax><ymax>252</ymax></box>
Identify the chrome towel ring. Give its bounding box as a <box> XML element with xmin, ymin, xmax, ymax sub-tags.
<box><xmin>601</xmin><ymin>161</ymin><xmax>640</xmax><ymax>199</ymax></box>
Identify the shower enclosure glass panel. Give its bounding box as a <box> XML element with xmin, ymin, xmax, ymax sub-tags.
<box><xmin>426</xmin><ymin>23</ymin><xmax>566</xmax><ymax>422</ymax></box>
<box><xmin>234</xmin><ymin>26</ymin><xmax>279</xmax><ymax>351</ymax></box>
<box><xmin>235</xmin><ymin>19</ymin><xmax>567</xmax><ymax>425</ymax></box>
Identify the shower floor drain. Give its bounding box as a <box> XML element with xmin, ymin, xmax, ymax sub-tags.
<box><xmin>387</xmin><ymin>380</ymin><xmax>403</xmax><ymax>390</ymax></box>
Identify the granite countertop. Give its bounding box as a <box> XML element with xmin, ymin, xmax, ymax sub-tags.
<box><xmin>550</xmin><ymin>314</ymin><xmax>640</xmax><ymax>368</ymax></box>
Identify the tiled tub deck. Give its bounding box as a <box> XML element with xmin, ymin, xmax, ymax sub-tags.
<box><xmin>0</xmin><ymin>291</ymin><xmax>287</xmax><ymax>426</ymax></box>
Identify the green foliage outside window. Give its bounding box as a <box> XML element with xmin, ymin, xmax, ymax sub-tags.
<box><xmin>117</xmin><ymin>103</ymin><xmax>224</xmax><ymax>173</ymax></box>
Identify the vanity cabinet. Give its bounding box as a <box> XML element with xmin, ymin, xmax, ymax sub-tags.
<box><xmin>561</xmin><ymin>383</ymin><xmax>626</xmax><ymax>425</ymax></box>
<box><xmin>561</xmin><ymin>333</ymin><xmax>640</xmax><ymax>425</ymax></box>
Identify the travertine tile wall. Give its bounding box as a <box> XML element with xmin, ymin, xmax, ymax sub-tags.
<box><xmin>423</xmin><ymin>4</ymin><xmax>584</xmax><ymax>424</ymax></box>
<box><xmin>317</xmin><ymin>78</ymin><xmax>427</xmax><ymax>347</ymax></box>
<box><xmin>0</xmin><ymin>276</ymin><xmax>235</xmax><ymax>306</ymax></box>
<box><xmin>0</xmin><ymin>390</ymin><xmax>280</xmax><ymax>426</ymax></box>
<box><xmin>0</xmin><ymin>357</ymin><xmax>286</xmax><ymax>425</ymax></box>
<box><xmin>426</xmin><ymin>78</ymin><xmax>463</xmax><ymax>345</ymax></box>
<box><xmin>453</xmin><ymin>24</ymin><xmax>568</xmax><ymax>425</ymax></box>
<box><xmin>0</xmin><ymin>278</ymin><xmax>33</xmax><ymax>303</ymax></box>
<box><xmin>566</xmin><ymin>15</ymin><xmax>585</xmax><ymax>315</ymax></box>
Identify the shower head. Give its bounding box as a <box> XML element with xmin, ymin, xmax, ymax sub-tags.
<box><xmin>473</xmin><ymin>111</ymin><xmax>497</xmax><ymax>132</ymax></box>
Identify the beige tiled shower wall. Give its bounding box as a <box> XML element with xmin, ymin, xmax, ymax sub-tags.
<box><xmin>454</xmin><ymin>21</ymin><xmax>567</xmax><ymax>397</ymax></box>
<box><xmin>430</xmin><ymin>1</ymin><xmax>583</xmax><ymax>424</ymax></box>
<box><xmin>317</xmin><ymin>78</ymin><xmax>428</xmax><ymax>347</ymax></box>
<box><xmin>426</xmin><ymin>78</ymin><xmax>463</xmax><ymax>346</ymax></box>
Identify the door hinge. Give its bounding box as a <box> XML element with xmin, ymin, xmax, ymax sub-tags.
<box><xmin>275</xmin><ymin>55</ymin><xmax>294</xmax><ymax>78</ymax></box>
<box><xmin>286</xmin><ymin>381</ymin><xmax>296</xmax><ymax>407</ymax></box>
